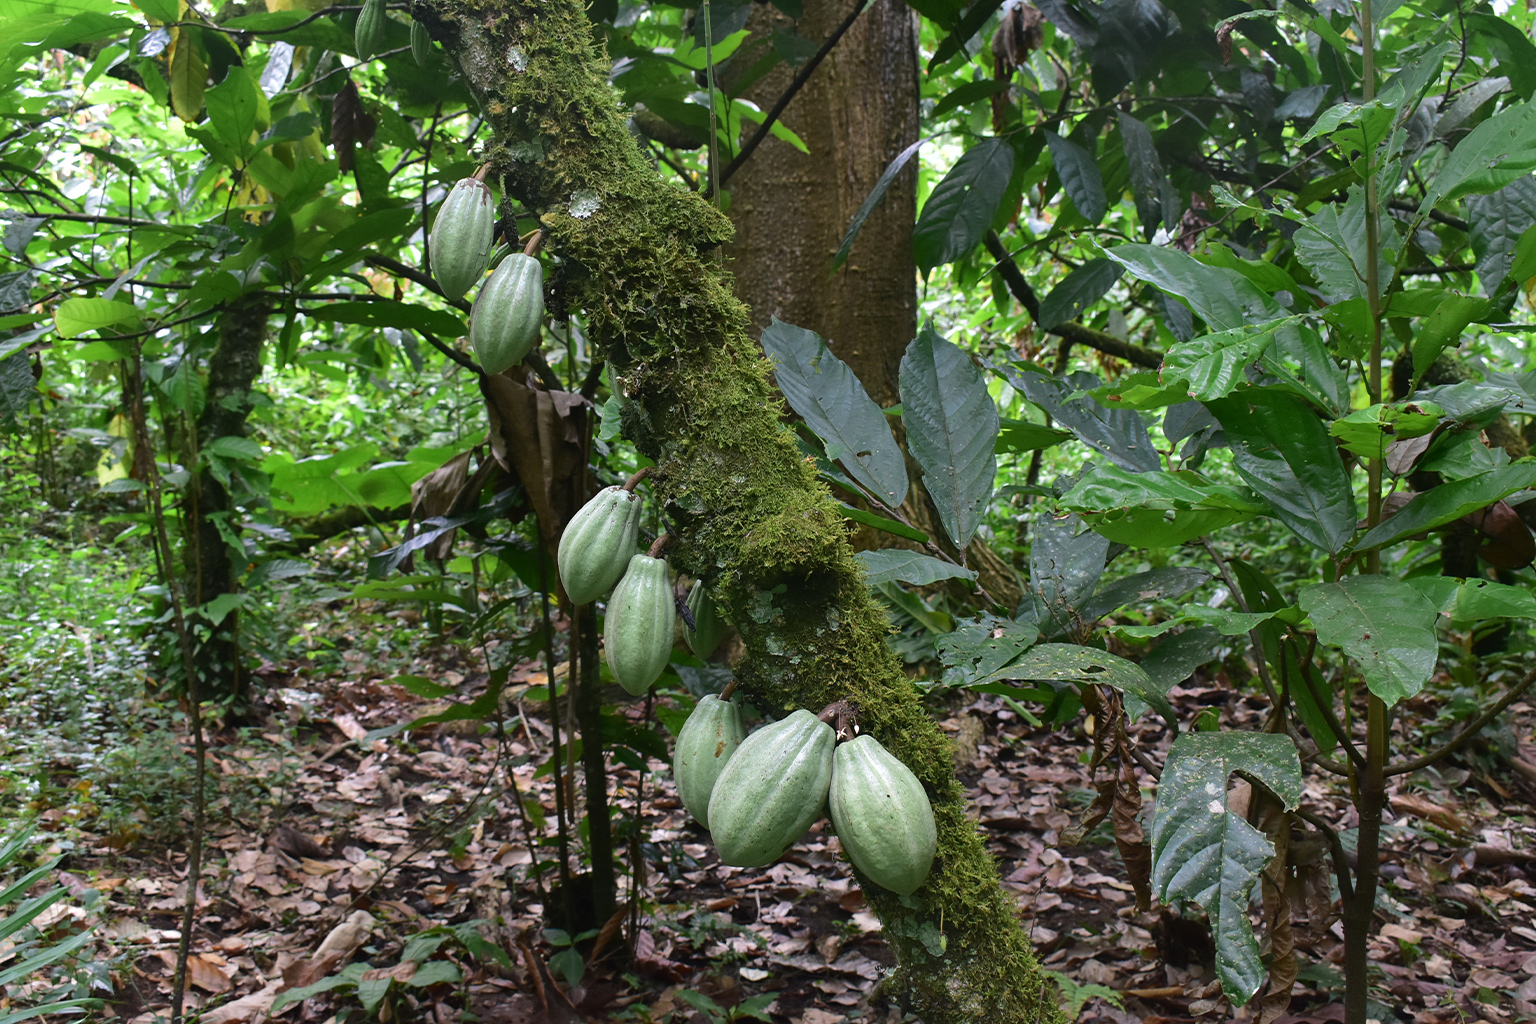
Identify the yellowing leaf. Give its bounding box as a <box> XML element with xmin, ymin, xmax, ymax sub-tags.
<box><xmin>168</xmin><ymin>26</ymin><xmax>206</xmax><ymax>123</ymax></box>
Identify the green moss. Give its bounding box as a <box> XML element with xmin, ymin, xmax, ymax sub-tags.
<box><xmin>443</xmin><ymin>2</ymin><xmax>1067</xmax><ymax>1020</ymax></box>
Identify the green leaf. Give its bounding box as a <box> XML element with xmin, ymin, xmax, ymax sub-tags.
<box><xmin>834</xmin><ymin>135</ymin><xmax>930</xmax><ymax>270</ymax></box>
<box><xmin>1355</xmin><ymin>463</ymin><xmax>1536</xmax><ymax>550</ymax></box>
<box><xmin>1161</xmin><ymin>322</ymin><xmax>1289</xmax><ymax>401</ymax></box>
<box><xmin>996</xmin><ymin>365</ymin><xmax>1162</xmax><ymax>473</ymax></box>
<box><xmin>205</xmin><ymin>65</ymin><xmax>261</xmax><ymax>160</ymax></box>
<box><xmin>406</xmin><ymin>960</ymin><xmax>461</xmax><ymax>987</ymax></box>
<box><xmin>1467</xmin><ymin>176</ymin><xmax>1536</xmax><ymax>295</ymax></box>
<box><xmin>1038</xmin><ymin>258</ymin><xmax>1123</xmax><ymax>329</ymax></box>
<box><xmin>392</xmin><ymin>674</ymin><xmax>456</xmax><ymax>698</ymax></box>
<box><xmin>1412</xmin><ymin>294</ymin><xmax>1490</xmax><ymax>383</ymax></box>
<box><xmin>914</xmin><ymin>137</ymin><xmax>1014</xmax><ymax>272</ymax></box>
<box><xmin>973</xmin><ymin>643</ymin><xmax>1177</xmax><ymax>728</ymax></box>
<box><xmin>1420</xmin><ymin>100</ymin><xmax>1536</xmax><ymax>213</ymax></box>
<box><xmin>302</xmin><ymin>300</ymin><xmax>465</xmax><ymax>338</ymax></box>
<box><xmin>1106</xmin><ymin>244</ymin><xmax>1283</xmax><ymax>331</ymax></box>
<box><xmin>204</xmin><ymin>435</ymin><xmax>264</xmax><ymax>461</ymax></box>
<box><xmin>1087</xmin><ymin>372</ymin><xmax>1188</xmax><ymax>410</ymax></box>
<box><xmin>1059</xmin><ymin>464</ymin><xmax>1266</xmax><ymax>547</ymax></box>
<box><xmin>992</xmin><ymin>418</ymin><xmax>1071</xmax><ymax>457</ymax></box>
<box><xmin>856</xmin><ymin>549</ymin><xmax>976</xmax><ymax>586</ymax></box>
<box><xmin>931</xmin><ymin>79</ymin><xmax>1013</xmax><ymax>120</ymax></box>
<box><xmin>1149</xmin><ymin>732</ymin><xmax>1303</xmax><ymax>1006</ymax></box>
<box><xmin>899</xmin><ymin>325</ymin><xmax>998</xmax><ymax>549</ymax></box>
<box><xmin>928</xmin><ymin>1</ymin><xmax>1005</xmax><ymax>70</ymax></box>
<box><xmin>55</xmin><ymin>297</ymin><xmax>140</xmax><ymax>337</ymax></box>
<box><xmin>1328</xmin><ymin>402</ymin><xmax>1442</xmax><ymax>461</ymax></box>
<box><xmin>1301</xmin><ymin>575</ymin><xmax>1439</xmax><ymax>706</ymax></box>
<box><xmin>1207</xmin><ymin>392</ymin><xmax>1358</xmax><ymax>553</ymax></box>
<box><xmin>760</xmin><ymin>318</ymin><xmax>908</xmax><ymax>506</ymax></box>
<box><xmin>938</xmin><ymin>613</ymin><xmax>1039</xmax><ymax>686</ymax></box>
<box><xmin>1445</xmin><ymin>578</ymin><xmax>1536</xmax><ymax>622</ymax></box>
<box><xmin>833</xmin><ymin>502</ymin><xmax>928</xmax><ymax>542</ymax></box>
<box><xmin>1118</xmin><ymin>110</ymin><xmax>1175</xmax><ymax>233</ymax></box>
<box><xmin>1044</xmin><ymin>129</ymin><xmax>1105</xmax><ymax>224</ymax></box>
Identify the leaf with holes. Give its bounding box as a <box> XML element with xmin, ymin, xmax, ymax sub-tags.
<box><xmin>1150</xmin><ymin>732</ymin><xmax>1303</xmax><ymax>1006</ymax></box>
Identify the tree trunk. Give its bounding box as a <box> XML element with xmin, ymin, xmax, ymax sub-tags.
<box><xmin>184</xmin><ymin>296</ymin><xmax>271</xmax><ymax>711</ymax></box>
<box><xmin>724</xmin><ymin>0</ymin><xmax>1022</xmax><ymax>610</ymax></box>
<box><xmin>437</xmin><ymin>3</ymin><xmax>1064</xmax><ymax>1019</ymax></box>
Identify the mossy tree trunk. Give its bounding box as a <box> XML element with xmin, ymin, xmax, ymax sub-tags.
<box><xmin>433</xmin><ymin>2</ymin><xmax>1064</xmax><ymax>1019</ymax></box>
<box><xmin>182</xmin><ymin>296</ymin><xmax>271</xmax><ymax>713</ymax></box>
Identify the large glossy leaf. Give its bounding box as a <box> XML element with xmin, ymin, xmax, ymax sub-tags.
<box><xmin>1106</xmin><ymin>244</ymin><xmax>1284</xmax><ymax>330</ymax></box>
<box><xmin>1118</xmin><ymin>110</ymin><xmax>1176</xmax><ymax>233</ymax></box>
<box><xmin>1420</xmin><ymin>100</ymin><xmax>1536</xmax><ymax>213</ymax></box>
<box><xmin>899</xmin><ymin>325</ymin><xmax>999</xmax><ymax>549</ymax></box>
<box><xmin>1059</xmin><ymin>464</ymin><xmax>1266</xmax><ymax>547</ymax></box>
<box><xmin>1355</xmin><ymin>463</ymin><xmax>1536</xmax><ymax>550</ymax></box>
<box><xmin>55</xmin><ymin>297</ymin><xmax>140</xmax><ymax>337</ymax></box>
<box><xmin>1300</xmin><ymin>575</ymin><xmax>1439</xmax><ymax>706</ymax></box>
<box><xmin>996</xmin><ymin>365</ymin><xmax>1162</xmax><ymax>473</ymax></box>
<box><xmin>938</xmin><ymin>613</ymin><xmax>1040</xmax><ymax>688</ymax></box>
<box><xmin>1030</xmin><ymin>513</ymin><xmax>1109</xmax><ymax>638</ymax></box>
<box><xmin>913</xmin><ymin>137</ymin><xmax>1014</xmax><ymax>272</ymax></box>
<box><xmin>1161</xmin><ymin>321</ymin><xmax>1289</xmax><ymax>401</ymax></box>
<box><xmin>1206</xmin><ymin>392</ymin><xmax>1358</xmax><ymax>553</ymax></box>
<box><xmin>974</xmin><ymin>643</ymin><xmax>1177</xmax><ymax>728</ymax></box>
<box><xmin>1258</xmin><ymin>324</ymin><xmax>1350</xmax><ymax>415</ymax></box>
<box><xmin>1044</xmin><ymin>130</ymin><xmax>1106</xmax><ymax>223</ymax></box>
<box><xmin>1038</xmin><ymin>258</ymin><xmax>1123</xmax><ymax>329</ymax></box>
<box><xmin>760</xmin><ymin>318</ymin><xmax>908</xmax><ymax>506</ymax></box>
<box><xmin>1468</xmin><ymin>176</ymin><xmax>1536</xmax><ymax>295</ymax></box>
<box><xmin>856</xmin><ymin>549</ymin><xmax>977</xmax><ymax>586</ymax></box>
<box><xmin>1150</xmin><ymin>732</ymin><xmax>1303</xmax><ymax>1006</ymax></box>
<box><xmin>1411</xmin><ymin>294</ymin><xmax>1488</xmax><ymax>383</ymax></box>
<box><xmin>1083</xmin><ymin>566</ymin><xmax>1212</xmax><ymax>623</ymax></box>
<box><xmin>205</xmin><ymin>65</ymin><xmax>262</xmax><ymax>161</ymax></box>
<box><xmin>1293</xmin><ymin>188</ymin><xmax>1398</xmax><ymax>304</ymax></box>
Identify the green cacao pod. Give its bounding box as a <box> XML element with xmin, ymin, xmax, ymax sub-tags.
<box><xmin>428</xmin><ymin>178</ymin><xmax>495</xmax><ymax>301</ymax></box>
<box><xmin>603</xmin><ymin>553</ymin><xmax>676</xmax><ymax>696</ymax></box>
<box><xmin>708</xmin><ymin>710</ymin><xmax>834</xmax><ymax>867</ymax></box>
<box><xmin>354</xmin><ymin>0</ymin><xmax>386</xmax><ymax>59</ymax></box>
<box><xmin>410</xmin><ymin>18</ymin><xmax>431</xmax><ymax>65</ymax></box>
<box><xmin>469</xmin><ymin>252</ymin><xmax>544</xmax><ymax>375</ymax></box>
<box><xmin>684</xmin><ymin>581</ymin><xmax>726</xmax><ymax>659</ymax></box>
<box><xmin>557</xmin><ymin>485</ymin><xmax>642</xmax><ymax>604</ymax></box>
<box><xmin>829</xmin><ymin>734</ymin><xmax>936</xmax><ymax>895</ymax></box>
<box><xmin>672</xmin><ymin>694</ymin><xmax>745</xmax><ymax>828</ymax></box>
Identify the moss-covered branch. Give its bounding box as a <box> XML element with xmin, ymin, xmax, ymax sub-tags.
<box><xmin>432</xmin><ymin>3</ymin><xmax>1064</xmax><ymax>1019</ymax></box>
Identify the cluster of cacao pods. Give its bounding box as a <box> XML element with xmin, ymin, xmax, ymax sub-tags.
<box><xmin>674</xmin><ymin>699</ymin><xmax>938</xmax><ymax>895</ymax></box>
<box><xmin>555</xmin><ymin>480</ymin><xmax>726</xmax><ymax>696</ymax></box>
<box><xmin>427</xmin><ymin>172</ymin><xmax>546</xmax><ymax>375</ymax></box>
<box><xmin>353</xmin><ymin>0</ymin><xmax>434</xmax><ymax>64</ymax></box>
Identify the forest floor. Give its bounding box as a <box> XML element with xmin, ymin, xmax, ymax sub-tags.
<box><xmin>10</xmin><ymin>620</ymin><xmax>1536</xmax><ymax>1024</ymax></box>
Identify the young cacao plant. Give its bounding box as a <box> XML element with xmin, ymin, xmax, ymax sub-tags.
<box><xmin>428</xmin><ymin>177</ymin><xmax>496</xmax><ymax>301</ymax></box>
<box><xmin>354</xmin><ymin>0</ymin><xmax>386</xmax><ymax>59</ymax></box>
<box><xmin>672</xmin><ymin>690</ymin><xmax>744</xmax><ymax>828</ymax></box>
<box><xmin>557</xmin><ymin>484</ymin><xmax>642</xmax><ymax>604</ymax></box>
<box><xmin>469</xmin><ymin>252</ymin><xmax>544</xmax><ymax>375</ymax></box>
<box><xmin>603</xmin><ymin>550</ymin><xmax>676</xmax><ymax>696</ymax></box>
<box><xmin>708</xmin><ymin>709</ymin><xmax>835</xmax><ymax>867</ymax></box>
<box><xmin>684</xmin><ymin>580</ymin><xmax>726</xmax><ymax>659</ymax></box>
<box><xmin>829</xmin><ymin>734</ymin><xmax>937</xmax><ymax>894</ymax></box>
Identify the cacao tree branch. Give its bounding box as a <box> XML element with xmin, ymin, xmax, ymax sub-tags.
<box><xmin>1385</xmin><ymin>665</ymin><xmax>1536</xmax><ymax>777</ymax></box>
<box><xmin>713</xmin><ymin>0</ymin><xmax>873</xmax><ymax>191</ymax></box>
<box><xmin>440</xmin><ymin>3</ymin><xmax>1065</xmax><ymax>1019</ymax></box>
<box><xmin>984</xmin><ymin>230</ymin><xmax>1164</xmax><ymax>370</ymax></box>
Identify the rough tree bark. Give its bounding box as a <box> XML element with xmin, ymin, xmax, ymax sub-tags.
<box><xmin>724</xmin><ymin>0</ymin><xmax>1023</xmax><ymax>609</ymax></box>
<box><xmin>428</xmin><ymin>2</ymin><xmax>1064</xmax><ymax>1019</ymax></box>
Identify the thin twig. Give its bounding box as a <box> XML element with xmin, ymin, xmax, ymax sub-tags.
<box><xmin>983</xmin><ymin>231</ymin><xmax>1164</xmax><ymax>369</ymax></box>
